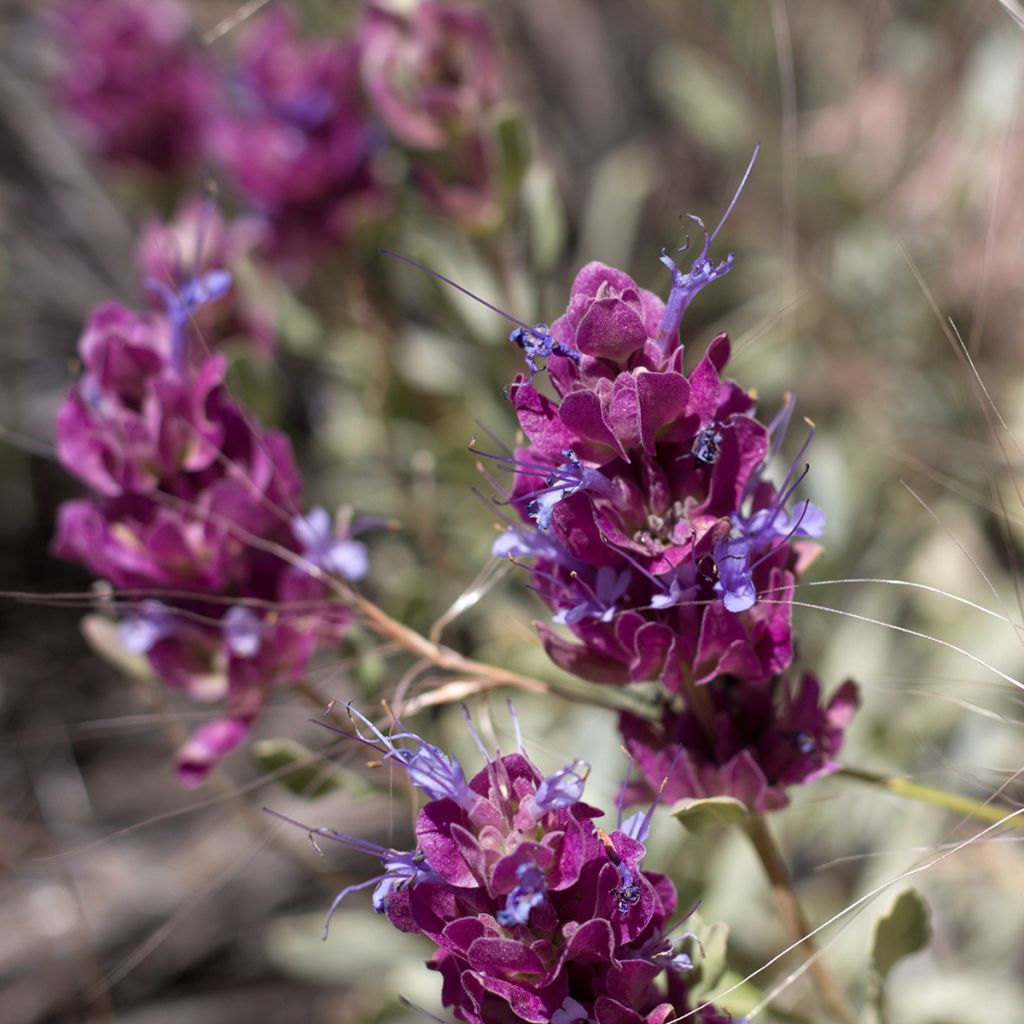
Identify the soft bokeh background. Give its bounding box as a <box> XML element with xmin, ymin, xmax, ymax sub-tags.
<box><xmin>1</xmin><ymin>0</ymin><xmax>1023</xmax><ymax>1021</ymax></box>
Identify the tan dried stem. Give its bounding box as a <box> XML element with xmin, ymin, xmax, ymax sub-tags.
<box><xmin>744</xmin><ymin>813</ymin><xmax>856</xmax><ymax>1024</ymax></box>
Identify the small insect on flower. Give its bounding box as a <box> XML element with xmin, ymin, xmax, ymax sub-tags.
<box><xmin>379</xmin><ymin>249</ymin><xmax>583</xmax><ymax>378</ymax></box>
<box><xmin>598</xmin><ymin>828</ymin><xmax>643</xmax><ymax>914</ymax></box>
<box><xmin>690</xmin><ymin>424</ymin><xmax>724</xmax><ymax>466</ymax></box>
<box><xmin>509</xmin><ymin>322</ymin><xmax>583</xmax><ymax>375</ymax></box>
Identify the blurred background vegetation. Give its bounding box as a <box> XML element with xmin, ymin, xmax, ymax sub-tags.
<box><xmin>1</xmin><ymin>0</ymin><xmax>1022</xmax><ymax>1021</ymax></box>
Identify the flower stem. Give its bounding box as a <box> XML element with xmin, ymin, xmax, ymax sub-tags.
<box><xmin>343</xmin><ymin>586</ymin><xmax>659</xmax><ymax>719</ymax></box>
<box><xmin>680</xmin><ymin>675</ymin><xmax>717</xmax><ymax>738</ymax></box>
<box><xmin>743</xmin><ymin>813</ymin><xmax>856</xmax><ymax>1024</ymax></box>
<box><xmin>183</xmin><ymin>506</ymin><xmax>660</xmax><ymax>720</ymax></box>
<box><xmin>838</xmin><ymin>764</ymin><xmax>1024</xmax><ymax>832</ymax></box>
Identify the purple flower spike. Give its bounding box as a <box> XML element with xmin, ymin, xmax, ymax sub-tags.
<box><xmin>53</xmin><ymin>280</ymin><xmax>362</xmax><ymax>783</ymax></box>
<box><xmin>493</xmin><ymin>228</ymin><xmax>830</xmax><ymax>693</ymax></box>
<box><xmin>285</xmin><ymin>708</ymin><xmax>744</xmax><ymax>1024</ymax></box>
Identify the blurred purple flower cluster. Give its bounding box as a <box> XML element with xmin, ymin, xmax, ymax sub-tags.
<box><xmin>53</xmin><ymin>0</ymin><xmax>509</xmax><ymax>275</ymax></box>
<box><xmin>621</xmin><ymin>673</ymin><xmax>860</xmax><ymax>813</ymax></box>
<box><xmin>491</xmin><ymin>217</ymin><xmax>858</xmax><ymax>812</ymax></box>
<box><xmin>53</xmin><ymin>0</ymin><xmax>213</xmax><ymax>176</ymax></box>
<box><xmin>304</xmin><ymin>708</ymin><xmax>745</xmax><ymax>1024</ymax></box>
<box><xmin>52</xmin><ymin>281</ymin><xmax>367</xmax><ymax>784</ymax></box>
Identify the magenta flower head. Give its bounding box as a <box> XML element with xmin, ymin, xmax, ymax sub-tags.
<box><xmin>489</xmin><ymin>173</ymin><xmax>823</xmax><ymax>695</ymax></box>
<box><xmin>52</xmin><ymin>277</ymin><xmax>368</xmax><ymax>784</ymax></box>
<box><xmin>359</xmin><ymin>0</ymin><xmax>501</xmax><ymax>151</ymax></box>
<box><xmin>136</xmin><ymin>197</ymin><xmax>277</xmax><ymax>356</ymax></box>
<box><xmin>621</xmin><ymin>673</ymin><xmax>860</xmax><ymax>813</ymax></box>
<box><xmin>211</xmin><ymin>6</ymin><xmax>387</xmax><ymax>275</ymax></box>
<box><xmin>359</xmin><ymin>1</ymin><xmax>505</xmax><ymax>229</ymax></box>
<box><xmin>279</xmin><ymin>704</ymin><xmax>745</xmax><ymax>1024</ymax></box>
<box><xmin>53</xmin><ymin>0</ymin><xmax>213</xmax><ymax>176</ymax></box>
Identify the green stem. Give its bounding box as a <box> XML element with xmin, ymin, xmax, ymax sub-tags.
<box><xmin>744</xmin><ymin>814</ymin><xmax>857</xmax><ymax>1024</ymax></box>
<box><xmin>838</xmin><ymin>765</ymin><xmax>1024</xmax><ymax>832</ymax></box>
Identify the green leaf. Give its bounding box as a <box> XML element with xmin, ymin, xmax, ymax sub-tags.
<box><xmin>670</xmin><ymin>795</ymin><xmax>749</xmax><ymax>833</ymax></box>
<box><xmin>871</xmin><ymin>887</ymin><xmax>931</xmax><ymax>981</ymax></box>
<box><xmin>252</xmin><ymin>738</ymin><xmax>344</xmax><ymax>799</ymax></box>
<box><xmin>685</xmin><ymin>915</ymin><xmax>730</xmax><ymax>1000</ymax></box>
<box><xmin>523</xmin><ymin>162</ymin><xmax>566</xmax><ymax>274</ymax></box>
<box><xmin>492</xmin><ymin>104</ymin><xmax>530</xmax><ymax>195</ymax></box>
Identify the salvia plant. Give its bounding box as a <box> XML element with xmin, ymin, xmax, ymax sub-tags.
<box><xmin>6</xmin><ymin>0</ymin><xmax>1019</xmax><ymax>1022</ymax></box>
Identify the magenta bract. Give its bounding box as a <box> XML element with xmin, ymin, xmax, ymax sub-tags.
<box><xmin>621</xmin><ymin>673</ymin><xmax>861</xmax><ymax>813</ymax></box>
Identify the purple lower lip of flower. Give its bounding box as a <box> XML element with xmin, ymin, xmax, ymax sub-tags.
<box><xmin>522</xmin><ymin>450</ymin><xmax>612</xmax><ymax>531</ymax></box>
<box><xmin>146</xmin><ymin>268</ymin><xmax>233</xmax><ymax>372</ymax></box>
<box><xmin>223</xmin><ymin>605</ymin><xmax>263</xmax><ymax>658</ymax></box>
<box><xmin>527</xmin><ymin>758</ymin><xmax>590</xmax><ymax>817</ymax></box>
<box><xmin>655</xmin><ymin>244</ymin><xmax>735</xmax><ymax>356</ymax></box>
<box><xmin>712</xmin><ymin>535</ymin><xmax>758</xmax><ymax>613</ymax></box>
<box><xmin>277</xmin><ymin>87</ymin><xmax>335</xmax><ymax>130</ymax></box>
<box><xmin>648</xmin><ymin>573</ymin><xmax>695</xmax><ymax>612</ymax></box>
<box><xmin>744</xmin><ymin>500</ymin><xmax>825</xmax><ymax>547</ymax></box>
<box><xmin>292</xmin><ymin>507</ymin><xmax>369</xmax><ymax>580</ymax></box>
<box><xmin>491</xmin><ymin>526</ymin><xmax>569</xmax><ymax>564</ymax></box>
<box><xmin>119</xmin><ymin>600</ymin><xmax>178</xmax><ymax>654</ymax></box>
<box><xmin>474</xmin><ymin>440</ymin><xmax>616</xmax><ymax>539</ymax></box>
<box><xmin>714</xmin><ymin>492</ymin><xmax>825</xmax><ymax>615</ymax></box>
<box><xmin>495</xmin><ymin>861</ymin><xmax>547</xmax><ymax>927</ymax></box>
<box><xmin>551</xmin><ymin>996</ymin><xmax>590</xmax><ymax>1024</ymax></box>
